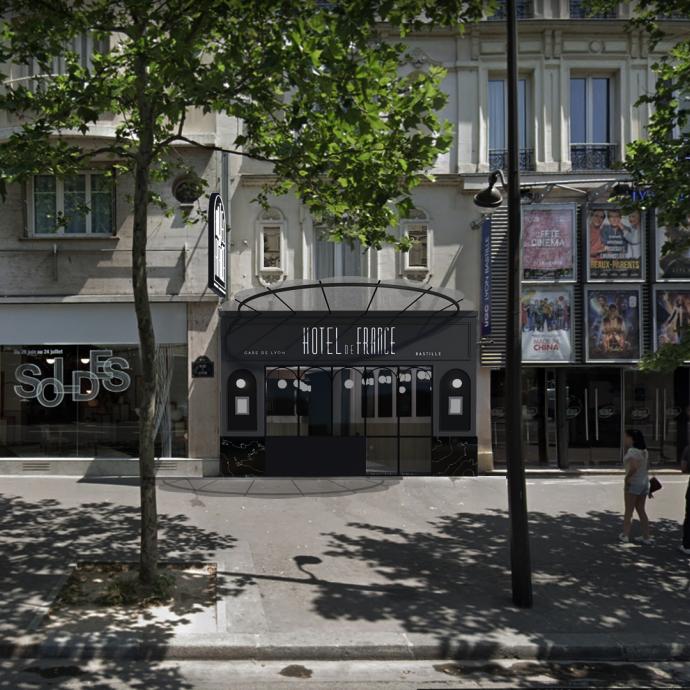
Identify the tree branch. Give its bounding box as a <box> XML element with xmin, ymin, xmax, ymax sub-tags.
<box><xmin>161</xmin><ymin>134</ymin><xmax>280</xmax><ymax>164</ymax></box>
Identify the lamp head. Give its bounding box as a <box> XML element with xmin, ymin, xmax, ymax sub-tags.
<box><xmin>473</xmin><ymin>170</ymin><xmax>504</xmax><ymax>209</ymax></box>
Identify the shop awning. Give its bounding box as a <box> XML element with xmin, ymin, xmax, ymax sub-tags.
<box><xmin>226</xmin><ymin>277</ymin><xmax>466</xmax><ymax>314</ymax></box>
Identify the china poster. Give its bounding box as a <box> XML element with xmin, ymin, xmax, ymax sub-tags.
<box><xmin>587</xmin><ymin>206</ymin><xmax>644</xmax><ymax>281</ymax></box>
<box><xmin>586</xmin><ymin>287</ymin><xmax>641</xmax><ymax>362</ymax></box>
<box><xmin>656</xmin><ymin>212</ymin><xmax>690</xmax><ymax>280</ymax></box>
<box><xmin>522</xmin><ymin>204</ymin><xmax>576</xmax><ymax>281</ymax></box>
<box><xmin>521</xmin><ymin>287</ymin><xmax>573</xmax><ymax>362</ymax></box>
<box><xmin>654</xmin><ymin>288</ymin><xmax>690</xmax><ymax>349</ymax></box>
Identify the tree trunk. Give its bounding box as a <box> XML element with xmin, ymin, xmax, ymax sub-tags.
<box><xmin>131</xmin><ymin>39</ymin><xmax>158</xmax><ymax>584</ymax></box>
<box><xmin>132</xmin><ymin>151</ymin><xmax>159</xmax><ymax>586</ymax></box>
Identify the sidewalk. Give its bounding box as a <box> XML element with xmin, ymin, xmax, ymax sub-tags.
<box><xmin>0</xmin><ymin>474</ymin><xmax>689</xmax><ymax>661</ymax></box>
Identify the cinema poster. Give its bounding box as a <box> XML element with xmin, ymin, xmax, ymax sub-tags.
<box><xmin>521</xmin><ymin>287</ymin><xmax>573</xmax><ymax>362</ymax></box>
<box><xmin>585</xmin><ymin>287</ymin><xmax>642</xmax><ymax>363</ymax></box>
<box><xmin>654</xmin><ymin>288</ymin><xmax>690</xmax><ymax>350</ymax></box>
<box><xmin>655</xmin><ymin>212</ymin><xmax>690</xmax><ymax>280</ymax></box>
<box><xmin>522</xmin><ymin>204</ymin><xmax>576</xmax><ymax>282</ymax></box>
<box><xmin>586</xmin><ymin>206</ymin><xmax>645</xmax><ymax>281</ymax></box>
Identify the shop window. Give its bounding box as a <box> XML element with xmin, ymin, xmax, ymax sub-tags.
<box><xmin>257</xmin><ymin>208</ymin><xmax>286</xmax><ymax>286</ymax></box>
<box><xmin>569</xmin><ymin>76</ymin><xmax>617</xmax><ymax>169</ymax></box>
<box><xmin>266</xmin><ymin>367</ymin><xmax>298</xmax><ymax>435</ymax></box>
<box><xmin>401</xmin><ymin>210</ymin><xmax>432</xmax><ymax>281</ymax></box>
<box><xmin>0</xmin><ymin>344</ymin><xmax>187</xmax><ymax>458</ymax></box>
<box><xmin>333</xmin><ymin>368</ymin><xmax>365</xmax><ymax>436</ymax></box>
<box><xmin>31</xmin><ymin>173</ymin><xmax>114</xmax><ymax>236</ymax></box>
<box><xmin>298</xmin><ymin>367</ymin><xmax>332</xmax><ymax>436</ymax></box>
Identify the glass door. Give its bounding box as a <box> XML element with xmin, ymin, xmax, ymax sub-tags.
<box><xmin>624</xmin><ymin>370</ymin><xmax>683</xmax><ymax>467</ymax></box>
<box><xmin>566</xmin><ymin>368</ymin><xmax>622</xmax><ymax>466</ymax></box>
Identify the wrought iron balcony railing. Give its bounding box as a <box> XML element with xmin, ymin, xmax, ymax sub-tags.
<box><xmin>487</xmin><ymin>0</ymin><xmax>534</xmax><ymax>20</ymax></box>
<box><xmin>489</xmin><ymin>148</ymin><xmax>536</xmax><ymax>172</ymax></box>
<box><xmin>570</xmin><ymin>143</ymin><xmax>617</xmax><ymax>170</ymax></box>
<box><xmin>569</xmin><ymin>0</ymin><xmax>617</xmax><ymax>18</ymax></box>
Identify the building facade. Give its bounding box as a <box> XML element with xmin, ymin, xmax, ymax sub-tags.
<box><xmin>0</xmin><ymin>2</ymin><xmax>687</xmax><ymax>475</ymax></box>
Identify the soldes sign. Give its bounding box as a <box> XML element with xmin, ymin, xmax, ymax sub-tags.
<box><xmin>14</xmin><ymin>349</ymin><xmax>131</xmax><ymax>408</ymax></box>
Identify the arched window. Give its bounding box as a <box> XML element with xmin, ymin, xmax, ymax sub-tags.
<box><xmin>256</xmin><ymin>208</ymin><xmax>286</xmax><ymax>286</ymax></box>
<box><xmin>401</xmin><ymin>208</ymin><xmax>432</xmax><ymax>281</ymax></box>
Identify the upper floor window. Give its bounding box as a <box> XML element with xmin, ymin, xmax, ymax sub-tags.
<box><xmin>31</xmin><ymin>173</ymin><xmax>113</xmax><ymax>236</ymax></box>
<box><xmin>487</xmin><ymin>0</ymin><xmax>534</xmax><ymax>20</ymax></box>
<box><xmin>673</xmin><ymin>91</ymin><xmax>690</xmax><ymax>139</ymax></box>
<box><xmin>488</xmin><ymin>78</ymin><xmax>533</xmax><ymax>171</ymax></box>
<box><xmin>8</xmin><ymin>33</ymin><xmax>109</xmax><ymax>92</ymax></box>
<box><xmin>402</xmin><ymin>209</ymin><xmax>432</xmax><ymax>280</ymax></box>
<box><xmin>569</xmin><ymin>0</ymin><xmax>617</xmax><ymax>18</ymax></box>
<box><xmin>256</xmin><ymin>208</ymin><xmax>286</xmax><ymax>285</ymax></box>
<box><xmin>314</xmin><ymin>228</ymin><xmax>363</xmax><ymax>279</ymax></box>
<box><xmin>570</xmin><ymin>76</ymin><xmax>616</xmax><ymax>169</ymax></box>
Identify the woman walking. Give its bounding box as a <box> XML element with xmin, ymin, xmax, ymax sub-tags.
<box><xmin>620</xmin><ymin>429</ymin><xmax>652</xmax><ymax>544</ymax></box>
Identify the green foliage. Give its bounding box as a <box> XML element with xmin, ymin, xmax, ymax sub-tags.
<box><xmin>0</xmin><ymin>0</ymin><xmax>487</xmax><ymax>248</ymax></box>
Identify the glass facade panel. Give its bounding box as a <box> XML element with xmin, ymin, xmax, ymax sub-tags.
<box><xmin>298</xmin><ymin>367</ymin><xmax>332</xmax><ymax>436</ymax></box>
<box><xmin>407</xmin><ymin>226</ymin><xmax>428</xmax><ymax>269</ymax></box>
<box><xmin>592</xmin><ymin>78</ymin><xmax>610</xmax><ymax>142</ymax></box>
<box><xmin>488</xmin><ymin>79</ymin><xmax>506</xmax><ymax>151</ymax></box>
<box><xmin>333</xmin><ymin>368</ymin><xmax>365</xmax><ymax>436</ymax></box>
<box><xmin>91</xmin><ymin>174</ymin><xmax>113</xmax><ymax>234</ymax></box>
<box><xmin>34</xmin><ymin>175</ymin><xmax>57</xmax><ymax>234</ymax></box>
<box><xmin>0</xmin><ymin>344</ymin><xmax>187</xmax><ymax>457</ymax></box>
<box><xmin>64</xmin><ymin>174</ymin><xmax>87</xmax><ymax>234</ymax></box>
<box><xmin>570</xmin><ymin>78</ymin><xmax>587</xmax><ymax>142</ymax></box>
<box><xmin>262</xmin><ymin>227</ymin><xmax>282</xmax><ymax>269</ymax></box>
<box><xmin>266</xmin><ymin>367</ymin><xmax>298</xmax><ymax>436</ymax></box>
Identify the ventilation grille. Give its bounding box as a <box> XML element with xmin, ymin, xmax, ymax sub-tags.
<box><xmin>480</xmin><ymin>207</ymin><xmax>508</xmax><ymax>367</ymax></box>
<box><xmin>155</xmin><ymin>460</ymin><xmax>178</xmax><ymax>472</ymax></box>
<box><xmin>22</xmin><ymin>461</ymin><xmax>52</xmax><ymax>473</ymax></box>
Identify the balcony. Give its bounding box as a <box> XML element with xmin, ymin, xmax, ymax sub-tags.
<box><xmin>487</xmin><ymin>0</ymin><xmax>534</xmax><ymax>20</ymax></box>
<box><xmin>569</xmin><ymin>0</ymin><xmax>616</xmax><ymax>18</ymax></box>
<box><xmin>489</xmin><ymin>148</ymin><xmax>536</xmax><ymax>172</ymax></box>
<box><xmin>570</xmin><ymin>144</ymin><xmax>617</xmax><ymax>170</ymax></box>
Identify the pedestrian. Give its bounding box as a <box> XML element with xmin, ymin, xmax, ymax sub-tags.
<box><xmin>681</xmin><ymin>444</ymin><xmax>690</xmax><ymax>555</ymax></box>
<box><xmin>620</xmin><ymin>429</ymin><xmax>652</xmax><ymax>544</ymax></box>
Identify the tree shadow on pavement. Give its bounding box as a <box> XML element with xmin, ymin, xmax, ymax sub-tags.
<box><xmin>0</xmin><ymin>492</ymin><xmax>237</xmax><ymax>690</ymax></box>
<box><xmin>310</xmin><ymin>509</ymin><xmax>690</xmax><ymax>658</ymax></box>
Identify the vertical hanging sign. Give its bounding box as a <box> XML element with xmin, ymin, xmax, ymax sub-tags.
<box><xmin>208</xmin><ymin>192</ymin><xmax>227</xmax><ymax>298</ymax></box>
<box><xmin>480</xmin><ymin>217</ymin><xmax>492</xmax><ymax>336</ymax></box>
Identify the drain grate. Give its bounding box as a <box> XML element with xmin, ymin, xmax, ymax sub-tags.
<box><xmin>22</xmin><ymin>461</ymin><xmax>52</xmax><ymax>473</ymax></box>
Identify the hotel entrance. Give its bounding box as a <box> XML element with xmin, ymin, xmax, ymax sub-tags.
<box><xmin>265</xmin><ymin>365</ymin><xmax>433</xmax><ymax>474</ymax></box>
<box><xmin>219</xmin><ymin>279</ymin><xmax>478</xmax><ymax>477</ymax></box>
<box><xmin>491</xmin><ymin>367</ymin><xmax>689</xmax><ymax>468</ymax></box>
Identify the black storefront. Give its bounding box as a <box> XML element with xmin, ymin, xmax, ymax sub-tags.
<box><xmin>219</xmin><ymin>280</ymin><xmax>478</xmax><ymax>476</ymax></box>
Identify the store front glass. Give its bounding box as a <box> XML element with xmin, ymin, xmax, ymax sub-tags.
<box><xmin>0</xmin><ymin>344</ymin><xmax>188</xmax><ymax>457</ymax></box>
<box><xmin>265</xmin><ymin>365</ymin><xmax>433</xmax><ymax>474</ymax></box>
<box><xmin>491</xmin><ymin>367</ymin><xmax>689</xmax><ymax>468</ymax></box>
<box><xmin>566</xmin><ymin>369</ymin><xmax>621</xmax><ymax>466</ymax></box>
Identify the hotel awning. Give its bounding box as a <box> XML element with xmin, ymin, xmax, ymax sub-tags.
<box><xmin>226</xmin><ymin>277</ymin><xmax>466</xmax><ymax>314</ymax></box>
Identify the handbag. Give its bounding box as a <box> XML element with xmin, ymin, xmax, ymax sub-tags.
<box><xmin>649</xmin><ymin>476</ymin><xmax>662</xmax><ymax>498</ymax></box>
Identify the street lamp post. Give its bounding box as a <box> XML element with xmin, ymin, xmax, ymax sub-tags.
<box><xmin>473</xmin><ymin>0</ymin><xmax>533</xmax><ymax>608</ymax></box>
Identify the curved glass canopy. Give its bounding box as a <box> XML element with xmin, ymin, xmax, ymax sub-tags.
<box><xmin>226</xmin><ymin>277</ymin><xmax>465</xmax><ymax>314</ymax></box>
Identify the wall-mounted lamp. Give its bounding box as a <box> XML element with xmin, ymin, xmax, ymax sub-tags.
<box><xmin>473</xmin><ymin>169</ymin><xmax>506</xmax><ymax>210</ymax></box>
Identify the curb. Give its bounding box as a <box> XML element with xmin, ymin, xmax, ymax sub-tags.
<box><xmin>2</xmin><ymin>634</ymin><xmax>690</xmax><ymax>662</ymax></box>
